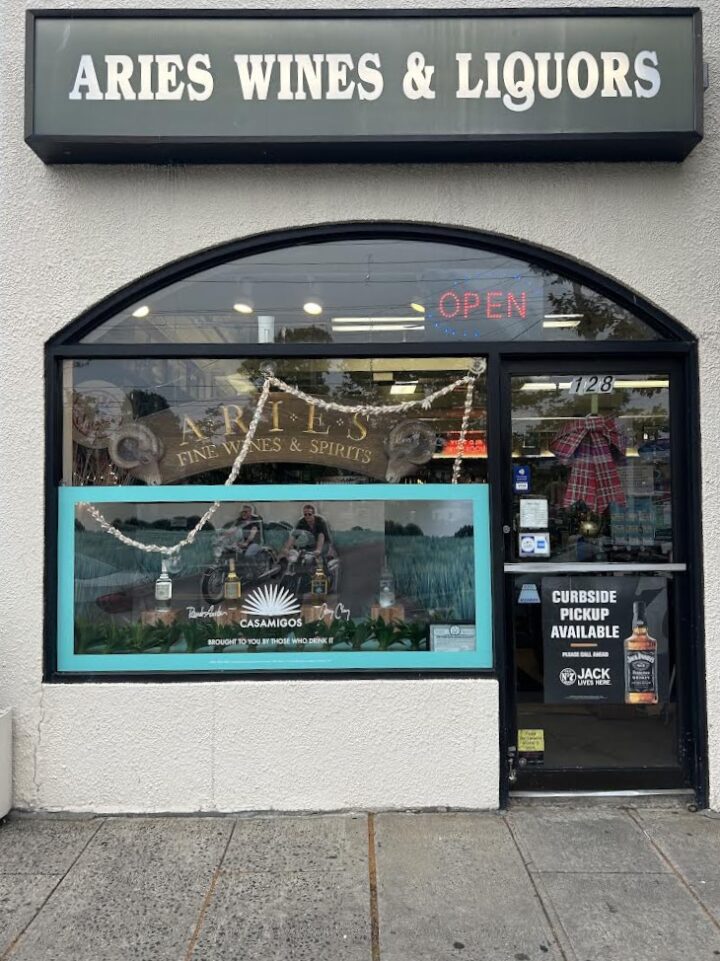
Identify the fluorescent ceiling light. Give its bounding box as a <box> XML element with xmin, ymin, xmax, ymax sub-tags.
<box><xmin>544</xmin><ymin>313</ymin><xmax>584</xmax><ymax>319</ymax></box>
<box><xmin>372</xmin><ymin>372</ymin><xmax>394</xmax><ymax>382</ymax></box>
<box><xmin>615</xmin><ymin>380</ymin><xmax>669</xmax><ymax>388</ymax></box>
<box><xmin>410</xmin><ymin>302</ymin><xmax>426</xmax><ymax>314</ymax></box>
<box><xmin>303</xmin><ymin>301</ymin><xmax>323</xmax><ymax>315</ymax></box>
<box><xmin>226</xmin><ymin>373</ymin><xmax>255</xmax><ymax>394</ymax></box>
<box><xmin>233</xmin><ymin>302</ymin><xmax>253</xmax><ymax>314</ymax></box>
<box><xmin>543</xmin><ymin>320</ymin><xmax>581</xmax><ymax>328</ymax></box>
<box><xmin>332</xmin><ymin>316</ymin><xmax>423</xmax><ymax>325</ymax></box>
<box><xmin>333</xmin><ymin>324</ymin><xmax>425</xmax><ymax>333</ymax></box>
<box><xmin>131</xmin><ymin>305</ymin><xmax>150</xmax><ymax>318</ymax></box>
<box><xmin>341</xmin><ymin>358</ymin><xmax>472</xmax><ymax>373</ymax></box>
<box><xmin>389</xmin><ymin>381</ymin><xmax>418</xmax><ymax>395</ymax></box>
<box><xmin>520</xmin><ymin>379</ymin><xmax>668</xmax><ymax>391</ymax></box>
<box><xmin>520</xmin><ymin>382</ymin><xmax>572</xmax><ymax>391</ymax></box>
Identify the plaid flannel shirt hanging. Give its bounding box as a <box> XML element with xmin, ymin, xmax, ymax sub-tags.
<box><xmin>549</xmin><ymin>415</ymin><xmax>627</xmax><ymax>513</ymax></box>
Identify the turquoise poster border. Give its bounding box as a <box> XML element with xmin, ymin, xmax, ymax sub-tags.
<box><xmin>58</xmin><ymin>484</ymin><xmax>493</xmax><ymax>673</ymax></box>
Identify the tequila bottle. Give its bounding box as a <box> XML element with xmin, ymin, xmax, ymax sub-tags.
<box><xmin>311</xmin><ymin>562</ymin><xmax>328</xmax><ymax>599</ymax></box>
<box><xmin>223</xmin><ymin>558</ymin><xmax>242</xmax><ymax>601</ymax></box>
<box><xmin>378</xmin><ymin>559</ymin><xmax>396</xmax><ymax>608</ymax></box>
<box><xmin>155</xmin><ymin>558</ymin><xmax>172</xmax><ymax>613</ymax></box>
<box><xmin>624</xmin><ymin>601</ymin><xmax>658</xmax><ymax>704</ymax></box>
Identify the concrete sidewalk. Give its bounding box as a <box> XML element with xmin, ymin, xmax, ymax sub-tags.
<box><xmin>1</xmin><ymin>802</ymin><xmax>720</xmax><ymax>960</ymax></box>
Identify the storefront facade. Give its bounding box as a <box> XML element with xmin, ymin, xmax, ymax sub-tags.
<box><xmin>1</xmin><ymin>2</ymin><xmax>716</xmax><ymax>812</ymax></box>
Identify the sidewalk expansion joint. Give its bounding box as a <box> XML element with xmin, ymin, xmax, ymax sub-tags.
<box><xmin>0</xmin><ymin>817</ymin><xmax>106</xmax><ymax>961</ymax></box>
<box><xmin>367</xmin><ymin>813</ymin><xmax>381</xmax><ymax>961</ymax></box>
<box><xmin>503</xmin><ymin>815</ymin><xmax>573</xmax><ymax>961</ymax></box>
<box><xmin>625</xmin><ymin>807</ymin><xmax>720</xmax><ymax>934</ymax></box>
<box><xmin>183</xmin><ymin>818</ymin><xmax>238</xmax><ymax>961</ymax></box>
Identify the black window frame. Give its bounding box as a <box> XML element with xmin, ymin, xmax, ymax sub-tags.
<box><xmin>43</xmin><ymin>222</ymin><xmax>707</xmax><ymax>805</ymax></box>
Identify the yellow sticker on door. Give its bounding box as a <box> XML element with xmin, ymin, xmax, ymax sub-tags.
<box><xmin>518</xmin><ymin>729</ymin><xmax>545</xmax><ymax>753</ymax></box>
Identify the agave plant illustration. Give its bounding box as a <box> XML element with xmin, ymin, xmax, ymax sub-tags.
<box><xmin>323</xmin><ymin>617</ymin><xmax>352</xmax><ymax>649</ymax></box>
<box><xmin>369</xmin><ymin>616</ymin><xmax>398</xmax><ymax>651</ymax></box>
<box><xmin>347</xmin><ymin>619</ymin><xmax>374</xmax><ymax>651</ymax></box>
<box><xmin>179</xmin><ymin>619</ymin><xmax>216</xmax><ymax>653</ymax></box>
<box><xmin>75</xmin><ymin>619</ymin><xmax>106</xmax><ymax>654</ymax></box>
<box><xmin>394</xmin><ymin>620</ymin><xmax>429</xmax><ymax>651</ymax></box>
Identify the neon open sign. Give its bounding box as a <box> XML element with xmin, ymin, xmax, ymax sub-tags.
<box><xmin>437</xmin><ymin>288</ymin><xmax>528</xmax><ymax>320</ymax></box>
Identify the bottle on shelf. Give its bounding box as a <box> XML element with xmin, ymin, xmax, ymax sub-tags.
<box><xmin>624</xmin><ymin>600</ymin><xmax>658</xmax><ymax>704</ymax></box>
<box><xmin>223</xmin><ymin>557</ymin><xmax>242</xmax><ymax>602</ymax></box>
<box><xmin>155</xmin><ymin>557</ymin><xmax>173</xmax><ymax>613</ymax></box>
<box><xmin>378</xmin><ymin>558</ymin><xmax>396</xmax><ymax>609</ymax></box>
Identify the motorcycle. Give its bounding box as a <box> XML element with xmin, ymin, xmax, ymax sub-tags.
<box><xmin>200</xmin><ymin>538</ymin><xmax>280</xmax><ymax>605</ymax></box>
<box><xmin>279</xmin><ymin>546</ymin><xmax>341</xmax><ymax>600</ymax></box>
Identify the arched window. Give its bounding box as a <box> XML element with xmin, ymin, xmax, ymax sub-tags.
<box><xmin>76</xmin><ymin>235</ymin><xmax>664</xmax><ymax>347</ymax></box>
<box><xmin>49</xmin><ymin>225</ymin><xmax>695</xmax><ymax>682</ymax></box>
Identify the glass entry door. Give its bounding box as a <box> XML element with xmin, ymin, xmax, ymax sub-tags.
<box><xmin>503</xmin><ymin>360</ymin><xmax>690</xmax><ymax>791</ymax></box>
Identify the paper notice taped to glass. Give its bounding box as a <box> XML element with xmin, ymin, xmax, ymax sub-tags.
<box><xmin>518</xmin><ymin>729</ymin><xmax>545</xmax><ymax>753</ymax></box>
<box><xmin>520</xmin><ymin>498</ymin><xmax>549</xmax><ymax>529</ymax></box>
<box><xmin>430</xmin><ymin>625</ymin><xmax>476</xmax><ymax>652</ymax></box>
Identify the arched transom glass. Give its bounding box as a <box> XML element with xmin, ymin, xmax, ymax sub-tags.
<box><xmin>82</xmin><ymin>238</ymin><xmax>660</xmax><ymax>345</ymax></box>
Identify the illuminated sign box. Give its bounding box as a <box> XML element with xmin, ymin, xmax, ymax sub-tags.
<box><xmin>26</xmin><ymin>10</ymin><xmax>703</xmax><ymax>164</ymax></box>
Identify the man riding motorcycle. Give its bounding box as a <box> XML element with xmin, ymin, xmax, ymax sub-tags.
<box><xmin>201</xmin><ymin>505</ymin><xmax>272</xmax><ymax>603</ymax></box>
<box><xmin>216</xmin><ymin>504</ymin><xmax>262</xmax><ymax>558</ymax></box>
<box><xmin>282</xmin><ymin>503</ymin><xmax>332</xmax><ymax>559</ymax></box>
<box><xmin>279</xmin><ymin>504</ymin><xmax>340</xmax><ymax>596</ymax></box>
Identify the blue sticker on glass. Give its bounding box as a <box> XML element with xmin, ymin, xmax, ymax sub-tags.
<box><xmin>513</xmin><ymin>465</ymin><xmax>531</xmax><ymax>493</ymax></box>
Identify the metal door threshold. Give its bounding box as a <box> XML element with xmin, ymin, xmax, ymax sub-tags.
<box><xmin>510</xmin><ymin>789</ymin><xmax>693</xmax><ymax>799</ymax></box>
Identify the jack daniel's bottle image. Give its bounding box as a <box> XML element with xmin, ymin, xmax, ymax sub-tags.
<box><xmin>624</xmin><ymin>601</ymin><xmax>658</xmax><ymax>704</ymax></box>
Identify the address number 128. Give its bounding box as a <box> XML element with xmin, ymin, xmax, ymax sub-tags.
<box><xmin>568</xmin><ymin>375</ymin><xmax>615</xmax><ymax>395</ymax></box>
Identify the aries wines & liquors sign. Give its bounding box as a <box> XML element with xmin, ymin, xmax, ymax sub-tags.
<box><xmin>26</xmin><ymin>9</ymin><xmax>703</xmax><ymax>163</ymax></box>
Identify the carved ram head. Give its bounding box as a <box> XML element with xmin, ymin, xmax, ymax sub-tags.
<box><xmin>384</xmin><ymin>420</ymin><xmax>441</xmax><ymax>483</ymax></box>
<box><xmin>108</xmin><ymin>423</ymin><xmax>165</xmax><ymax>485</ymax></box>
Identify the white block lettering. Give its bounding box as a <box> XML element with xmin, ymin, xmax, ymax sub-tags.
<box><xmin>68</xmin><ymin>54</ymin><xmax>103</xmax><ymax>100</ymax></box>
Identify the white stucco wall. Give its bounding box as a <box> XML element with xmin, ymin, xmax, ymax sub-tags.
<box><xmin>1</xmin><ymin>0</ymin><xmax>719</xmax><ymax>812</ymax></box>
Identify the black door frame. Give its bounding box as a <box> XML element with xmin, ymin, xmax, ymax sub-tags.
<box><xmin>496</xmin><ymin>351</ymin><xmax>705</xmax><ymax>804</ymax></box>
<box><xmin>43</xmin><ymin>222</ymin><xmax>706</xmax><ymax>807</ymax></box>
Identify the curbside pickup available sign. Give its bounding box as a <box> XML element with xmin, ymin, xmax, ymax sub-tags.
<box><xmin>541</xmin><ymin>576</ymin><xmax>669</xmax><ymax>705</ymax></box>
<box><xmin>25</xmin><ymin>9</ymin><xmax>703</xmax><ymax>164</ymax></box>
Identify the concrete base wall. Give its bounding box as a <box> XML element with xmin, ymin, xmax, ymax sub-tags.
<box><xmin>31</xmin><ymin>680</ymin><xmax>499</xmax><ymax>813</ymax></box>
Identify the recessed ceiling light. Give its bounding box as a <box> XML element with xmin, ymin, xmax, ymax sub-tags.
<box><xmin>544</xmin><ymin>313</ymin><xmax>584</xmax><ymax>319</ymax></box>
<box><xmin>410</xmin><ymin>302</ymin><xmax>426</xmax><ymax>314</ymax></box>
<box><xmin>131</xmin><ymin>305</ymin><xmax>150</xmax><ymax>318</ymax></box>
<box><xmin>233</xmin><ymin>302</ymin><xmax>254</xmax><ymax>315</ymax></box>
<box><xmin>303</xmin><ymin>301</ymin><xmax>323</xmax><ymax>316</ymax></box>
<box><xmin>543</xmin><ymin>320</ymin><xmax>581</xmax><ymax>328</ymax></box>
